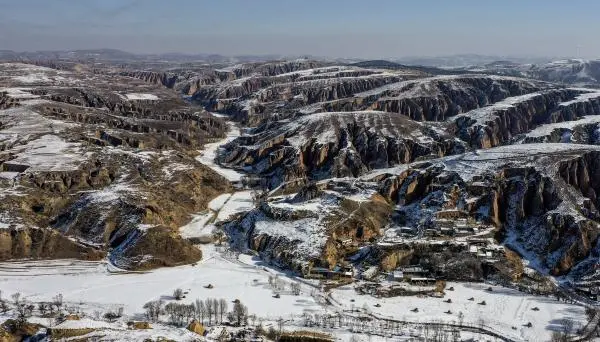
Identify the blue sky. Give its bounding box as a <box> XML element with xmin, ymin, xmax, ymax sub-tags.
<box><xmin>0</xmin><ymin>0</ymin><xmax>598</xmax><ymax>58</ymax></box>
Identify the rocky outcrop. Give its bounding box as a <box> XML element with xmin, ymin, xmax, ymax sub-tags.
<box><xmin>113</xmin><ymin>226</ymin><xmax>203</xmax><ymax>270</ymax></box>
<box><xmin>0</xmin><ymin>62</ymin><xmax>234</xmax><ymax>270</ymax></box>
<box><xmin>455</xmin><ymin>90</ymin><xmax>600</xmax><ymax>148</ymax></box>
<box><xmin>362</xmin><ymin>76</ymin><xmax>548</xmax><ymax>121</ymax></box>
<box><xmin>0</xmin><ymin>227</ymin><xmax>104</xmax><ymax>261</ymax></box>
<box><xmin>35</xmin><ymin>100</ymin><xmax>227</xmax><ymax>149</ymax></box>
<box><xmin>373</xmin><ymin>147</ymin><xmax>600</xmax><ymax>277</ymax></box>
<box><xmin>558</xmin><ymin>151</ymin><xmax>600</xmax><ymax>213</ymax></box>
<box><xmin>119</xmin><ymin>70</ymin><xmax>181</xmax><ymax>88</ymax></box>
<box><xmin>219</xmin><ymin>111</ymin><xmax>462</xmax><ymax>187</ymax></box>
<box><xmin>193</xmin><ymin>69</ymin><xmax>406</xmax><ymax>124</ymax></box>
<box><xmin>229</xmin><ymin>185</ymin><xmax>391</xmax><ymax>272</ymax></box>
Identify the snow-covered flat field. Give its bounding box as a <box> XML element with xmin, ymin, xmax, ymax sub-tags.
<box><xmin>0</xmin><ymin>250</ymin><xmax>589</xmax><ymax>341</ymax></box>
<box><xmin>0</xmin><ymin>247</ymin><xmax>323</xmax><ymax>320</ymax></box>
<box><xmin>330</xmin><ymin>282</ymin><xmax>586</xmax><ymax>341</ymax></box>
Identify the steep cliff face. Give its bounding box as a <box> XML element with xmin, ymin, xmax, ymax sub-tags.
<box><xmin>372</xmin><ymin>145</ymin><xmax>600</xmax><ymax>277</ymax></box>
<box><xmin>455</xmin><ymin>90</ymin><xmax>600</xmax><ymax>148</ymax></box>
<box><xmin>558</xmin><ymin>151</ymin><xmax>600</xmax><ymax>213</ymax></box>
<box><xmin>118</xmin><ymin>70</ymin><xmax>182</xmax><ymax>89</ymax></box>
<box><xmin>224</xmin><ymin>143</ymin><xmax>600</xmax><ymax>279</ymax></box>
<box><xmin>36</xmin><ymin>101</ymin><xmax>227</xmax><ymax>149</ymax></box>
<box><xmin>218</xmin><ymin>111</ymin><xmax>462</xmax><ymax>187</ymax></box>
<box><xmin>227</xmin><ymin>184</ymin><xmax>391</xmax><ymax>272</ymax></box>
<box><xmin>520</xmin><ymin>117</ymin><xmax>600</xmax><ymax>145</ymax></box>
<box><xmin>194</xmin><ymin>72</ymin><xmax>406</xmax><ymax>124</ymax></box>
<box><xmin>0</xmin><ymin>227</ymin><xmax>104</xmax><ymax>261</ymax></box>
<box><xmin>341</xmin><ymin>75</ymin><xmax>548</xmax><ymax>121</ymax></box>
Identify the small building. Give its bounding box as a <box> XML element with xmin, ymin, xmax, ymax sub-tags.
<box><xmin>392</xmin><ymin>271</ymin><xmax>404</xmax><ymax>281</ymax></box>
<box><xmin>333</xmin><ymin>265</ymin><xmax>354</xmax><ymax>278</ymax></box>
<box><xmin>308</xmin><ymin>266</ymin><xmax>353</xmax><ymax>279</ymax></box>
<box><xmin>409</xmin><ymin>277</ymin><xmax>437</xmax><ymax>285</ymax></box>
<box><xmin>399</xmin><ymin>226</ymin><xmax>417</xmax><ymax>235</ymax></box>
<box><xmin>402</xmin><ymin>266</ymin><xmax>426</xmax><ymax>275</ymax></box>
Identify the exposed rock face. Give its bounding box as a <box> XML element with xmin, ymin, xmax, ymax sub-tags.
<box><xmin>218</xmin><ymin>111</ymin><xmax>462</xmax><ymax>187</ymax></box>
<box><xmin>227</xmin><ymin>142</ymin><xmax>600</xmax><ymax>279</ymax></box>
<box><xmin>372</xmin><ymin>145</ymin><xmax>600</xmax><ymax>276</ymax></box>
<box><xmin>368</xmin><ymin>76</ymin><xmax>548</xmax><ymax>121</ymax></box>
<box><xmin>5</xmin><ymin>56</ymin><xmax>600</xmax><ymax>287</ymax></box>
<box><xmin>227</xmin><ymin>183</ymin><xmax>391</xmax><ymax>272</ymax></box>
<box><xmin>455</xmin><ymin>90</ymin><xmax>600</xmax><ymax>148</ymax></box>
<box><xmin>295</xmin><ymin>75</ymin><xmax>549</xmax><ymax>119</ymax></box>
<box><xmin>194</xmin><ymin>71</ymin><xmax>407</xmax><ymax>125</ymax></box>
<box><xmin>558</xmin><ymin>151</ymin><xmax>600</xmax><ymax>213</ymax></box>
<box><xmin>118</xmin><ymin>70</ymin><xmax>181</xmax><ymax>89</ymax></box>
<box><xmin>0</xmin><ymin>227</ymin><xmax>105</xmax><ymax>261</ymax></box>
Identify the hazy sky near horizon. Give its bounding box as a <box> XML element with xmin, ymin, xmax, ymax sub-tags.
<box><xmin>0</xmin><ymin>0</ymin><xmax>598</xmax><ymax>58</ymax></box>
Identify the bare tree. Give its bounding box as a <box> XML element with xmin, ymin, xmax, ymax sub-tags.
<box><xmin>205</xmin><ymin>298</ymin><xmax>214</xmax><ymax>325</ymax></box>
<box><xmin>232</xmin><ymin>301</ymin><xmax>248</xmax><ymax>326</ymax></box>
<box><xmin>37</xmin><ymin>302</ymin><xmax>49</xmax><ymax>316</ymax></box>
<box><xmin>211</xmin><ymin>298</ymin><xmax>219</xmax><ymax>323</ymax></box>
<box><xmin>218</xmin><ymin>299</ymin><xmax>228</xmax><ymax>323</ymax></box>
<box><xmin>173</xmin><ymin>288</ymin><xmax>184</xmax><ymax>301</ymax></box>
<box><xmin>164</xmin><ymin>302</ymin><xmax>191</xmax><ymax>326</ymax></box>
<box><xmin>561</xmin><ymin>318</ymin><xmax>574</xmax><ymax>339</ymax></box>
<box><xmin>290</xmin><ymin>282</ymin><xmax>301</xmax><ymax>295</ymax></box>
<box><xmin>53</xmin><ymin>293</ymin><xmax>63</xmax><ymax>312</ymax></box>
<box><xmin>15</xmin><ymin>301</ymin><xmax>34</xmax><ymax>326</ymax></box>
<box><xmin>0</xmin><ymin>300</ymin><xmax>9</xmax><ymax>314</ymax></box>
<box><xmin>143</xmin><ymin>300</ymin><xmax>163</xmax><ymax>322</ymax></box>
<box><xmin>195</xmin><ymin>299</ymin><xmax>206</xmax><ymax>324</ymax></box>
<box><xmin>277</xmin><ymin>317</ymin><xmax>284</xmax><ymax>337</ymax></box>
<box><xmin>185</xmin><ymin>304</ymin><xmax>196</xmax><ymax>323</ymax></box>
<box><xmin>550</xmin><ymin>331</ymin><xmax>564</xmax><ymax>342</ymax></box>
<box><xmin>11</xmin><ymin>292</ymin><xmax>21</xmax><ymax>306</ymax></box>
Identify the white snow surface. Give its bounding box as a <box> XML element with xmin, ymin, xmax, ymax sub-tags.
<box><xmin>363</xmin><ymin>143</ymin><xmax>600</xmax><ymax>181</ymax></box>
<box><xmin>123</xmin><ymin>93</ymin><xmax>159</xmax><ymax>101</ymax></box>
<box><xmin>559</xmin><ymin>89</ymin><xmax>600</xmax><ymax>106</ymax></box>
<box><xmin>179</xmin><ymin>191</ymin><xmax>253</xmax><ymax>239</ymax></box>
<box><xmin>6</xmin><ymin>134</ymin><xmax>86</xmax><ymax>172</ymax></box>
<box><xmin>525</xmin><ymin>115</ymin><xmax>600</xmax><ymax>138</ymax></box>
<box><xmin>196</xmin><ymin>116</ymin><xmax>244</xmax><ymax>182</ymax></box>
<box><xmin>453</xmin><ymin>92</ymin><xmax>544</xmax><ymax>125</ymax></box>
<box><xmin>330</xmin><ymin>282</ymin><xmax>586</xmax><ymax>342</ymax></box>
<box><xmin>53</xmin><ymin>317</ymin><xmax>115</xmax><ymax>330</ymax></box>
<box><xmin>0</xmin><ymin>247</ymin><xmax>322</xmax><ymax>320</ymax></box>
<box><xmin>215</xmin><ymin>191</ymin><xmax>253</xmax><ymax>223</ymax></box>
<box><xmin>268</xmin><ymin>111</ymin><xmax>429</xmax><ymax>149</ymax></box>
<box><xmin>0</xmin><ymin>87</ymin><xmax>39</xmax><ymax>99</ymax></box>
